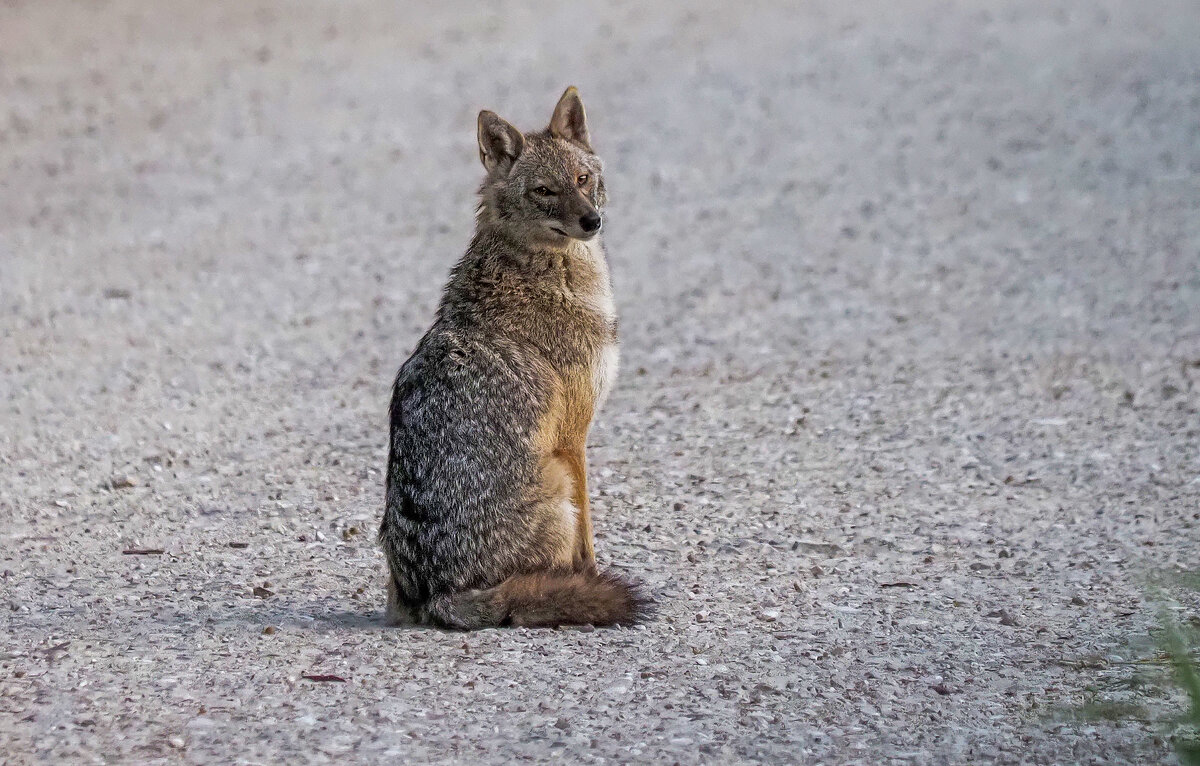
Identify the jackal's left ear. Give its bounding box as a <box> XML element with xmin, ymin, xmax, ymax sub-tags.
<box><xmin>549</xmin><ymin>86</ymin><xmax>592</xmax><ymax>151</ymax></box>
<box><xmin>478</xmin><ymin>110</ymin><xmax>525</xmax><ymax>175</ymax></box>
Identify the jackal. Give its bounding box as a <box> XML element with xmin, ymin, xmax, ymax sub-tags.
<box><xmin>377</xmin><ymin>87</ymin><xmax>644</xmax><ymax>629</ymax></box>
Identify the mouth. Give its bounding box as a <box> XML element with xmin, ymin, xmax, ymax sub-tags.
<box><xmin>548</xmin><ymin>226</ymin><xmax>598</xmax><ymax>242</ymax></box>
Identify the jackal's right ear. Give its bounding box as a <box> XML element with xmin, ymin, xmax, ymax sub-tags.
<box><xmin>549</xmin><ymin>86</ymin><xmax>591</xmax><ymax>151</ymax></box>
<box><xmin>477</xmin><ymin>111</ymin><xmax>524</xmax><ymax>175</ymax></box>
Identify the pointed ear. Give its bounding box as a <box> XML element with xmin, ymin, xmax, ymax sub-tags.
<box><xmin>477</xmin><ymin>110</ymin><xmax>525</xmax><ymax>174</ymax></box>
<box><xmin>548</xmin><ymin>86</ymin><xmax>591</xmax><ymax>151</ymax></box>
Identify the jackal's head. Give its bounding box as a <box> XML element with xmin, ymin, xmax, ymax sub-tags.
<box><xmin>476</xmin><ymin>87</ymin><xmax>607</xmax><ymax>244</ymax></box>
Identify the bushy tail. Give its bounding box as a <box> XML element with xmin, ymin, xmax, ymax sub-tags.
<box><xmin>417</xmin><ymin>569</ymin><xmax>647</xmax><ymax>630</ymax></box>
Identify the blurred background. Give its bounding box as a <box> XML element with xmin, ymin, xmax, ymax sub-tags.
<box><xmin>1</xmin><ymin>1</ymin><xmax>1198</xmax><ymax>763</ymax></box>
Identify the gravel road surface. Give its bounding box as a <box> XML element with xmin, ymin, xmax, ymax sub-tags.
<box><xmin>2</xmin><ymin>1</ymin><xmax>1199</xmax><ymax>763</ymax></box>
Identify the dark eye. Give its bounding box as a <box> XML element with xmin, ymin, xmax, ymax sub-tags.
<box><xmin>577</xmin><ymin>174</ymin><xmax>589</xmax><ymax>187</ymax></box>
<box><xmin>533</xmin><ymin>186</ymin><xmax>555</xmax><ymax>196</ymax></box>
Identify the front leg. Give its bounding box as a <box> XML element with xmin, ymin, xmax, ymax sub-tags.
<box><xmin>566</xmin><ymin>447</ymin><xmax>595</xmax><ymax>569</ymax></box>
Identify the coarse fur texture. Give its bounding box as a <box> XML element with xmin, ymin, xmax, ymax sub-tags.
<box><xmin>378</xmin><ymin>87</ymin><xmax>645</xmax><ymax>630</ymax></box>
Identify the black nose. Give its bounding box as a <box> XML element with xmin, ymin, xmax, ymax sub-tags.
<box><xmin>579</xmin><ymin>212</ymin><xmax>602</xmax><ymax>233</ymax></box>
